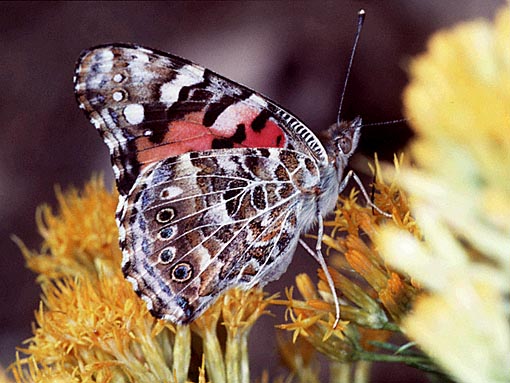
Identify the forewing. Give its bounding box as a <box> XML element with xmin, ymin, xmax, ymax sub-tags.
<box><xmin>119</xmin><ymin>148</ymin><xmax>320</xmax><ymax>323</ymax></box>
<box><xmin>74</xmin><ymin>44</ymin><xmax>327</xmax><ymax>196</ymax></box>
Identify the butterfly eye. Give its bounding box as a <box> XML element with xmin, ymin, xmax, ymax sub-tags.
<box><xmin>171</xmin><ymin>262</ymin><xmax>193</xmax><ymax>282</ymax></box>
<box><xmin>156</xmin><ymin>208</ymin><xmax>175</xmax><ymax>224</ymax></box>
<box><xmin>159</xmin><ymin>248</ymin><xmax>175</xmax><ymax>264</ymax></box>
<box><xmin>337</xmin><ymin>136</ymin><xmax>352</xmax><ymax>154</ymax></box>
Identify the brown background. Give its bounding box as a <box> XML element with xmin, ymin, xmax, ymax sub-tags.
<box><xmin>1</xmin><ymin>1</ymin><xmax>504</xmax><ymax>381</ymax></box>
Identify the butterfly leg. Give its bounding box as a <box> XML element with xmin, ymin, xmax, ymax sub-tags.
<box><xmin>299</xmin><ymin>214</ymin><xmax>341</xmax><ymax>329</ymax></box>
<box><xmin>340</xmin><ymin>170</ymin><xmax>392</xmax><ymax>218</ymax></box>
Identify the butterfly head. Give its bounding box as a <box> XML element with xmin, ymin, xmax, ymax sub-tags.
<box><xmin>323</xmin><ymin>116</ymin><xmax>362</xmax><ymax>173</ymax></box>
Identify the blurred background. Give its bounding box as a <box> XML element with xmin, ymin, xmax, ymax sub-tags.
<box><xmin>1</xmin><ymin>1</ymin><xmax>505</xmax><ymax>381</ymax></box>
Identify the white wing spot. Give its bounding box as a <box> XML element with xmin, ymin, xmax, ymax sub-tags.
<box><xmin>74</xmin><ymin>82</ymin><xmax>84</xmax><ymax>92</ymax></box>
<box><xmin>112</xmin><ymin>164</ymin><xmax>121</xmax><ymax>179</ymax></box>
<box><xmin>136</xmin><ymin>47</ymin><xmax>154</xmax><ymax>55</ymax></box>
<box><xmin>141</xmin><ymin>294</ymin><xmax>154</xmax><ymax>310</ymax></box>
<box><xmin>96</xmin><ymin>49</ymin><xmax>114</xmax><ymax>72</ymax></box>
<box><xmin>159</xmin><ymin>64</ymin><xmax>205</xmax><ymax>106</ymax></box>
<box><xmin>125</xmin><ymin>275</ymin><xmax>141</xmax><ymax>291</ymax></box>
<box><xmin>124</xmin><ymin>104</ymin><xmax>145</xmax><ymax>125</ymax></box>
<box><xmin>100</xmin><ymin>49</ymin><xmax>114</xmax><ymax>60</ymax></box>
<box><xmin>186</xmin><ymin>64</ymin><xmax>206</xmax><ymax>78</ymax></box>
<box><xmin>113</xmin><ymin>91</ymin><xmax>124</xmax><ymax>102</ymax></box>
<box><xmin>160</xmin><ymin>186</ymin><xmax>184</xmax><ymax>199</ymax></box>
<box><xmin>132</xmin><ymin>51</ymin><xmax>149</xmax><ymax>63</ymax></box>
<box><xmin>90</xmin><ymin>115</ymin><xmax>102</xmax><ymax>130</ymax></box>
<box><xmin>248</xmin><ymin>93</ymin><xmax>268</xmax><ymax>107</ymax></box>
<box><xmin>113</xmin><ymin>73</ymin><xmax>124</xmax><ymax>83</ymax></box>
<box><xmin>159</xmin><ymin>82</ymin><xmax>180</xmax><ymax>106</ymax></box>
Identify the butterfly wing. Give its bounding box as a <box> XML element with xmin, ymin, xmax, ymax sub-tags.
<box><xmin>74</xmin><ymin>44</ymin><xmax>328</xmax><ymax>323</ymax></box>
<box><xmin>120</xmin><ymin>147</ymin><xmax>320</xmax><ymax>323</ymax></box>
<box><xmin>74</xmin><ymin>44</ymin><xmax>328</xmax><ymax>196</ymax></box>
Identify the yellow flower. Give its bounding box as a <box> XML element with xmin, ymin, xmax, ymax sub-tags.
<box><xmin>15</xmin><ymin>176</ymin><xmax>120</xmax><ymax>283</ymax></box>
<box><xmin>377</xmin><ymin>5</ymin><xmax>510</xmax><ymax>383</ymax></box>
<box><xmin>274</xmin><ymin>162</ymin><xmax>430</xmax><ymax>379</ymax></box>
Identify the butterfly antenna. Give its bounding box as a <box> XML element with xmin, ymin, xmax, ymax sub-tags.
<box><xmin>362</xmin><ymin>118</ymin><xmax>408</xmax><ymax>127</ymax></box>
<box><xmin>336</xmin><ymin>9</ymin><xmax>366</xmax><ymax>127</ymax></box>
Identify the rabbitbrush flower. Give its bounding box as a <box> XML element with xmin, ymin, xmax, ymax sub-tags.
<box><xmin>376</xmin><ymin>5</ymin><xmax>510</xmax><ymax>383</ymax></box>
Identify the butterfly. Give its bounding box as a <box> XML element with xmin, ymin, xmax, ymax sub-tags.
<box><xmin>74</xmin><ymin>41</ymin><xmax>378</xmax><ymax>326</ymax></box>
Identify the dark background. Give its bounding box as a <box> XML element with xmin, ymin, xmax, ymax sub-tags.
<box><xmin>1</xmin><ymin>1</ymin><xmax>504</xmax><ymax>381</ymax></box>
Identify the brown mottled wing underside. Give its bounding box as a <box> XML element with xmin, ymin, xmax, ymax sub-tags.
<box><xmin>119</xmin><ymin>147</ymin><xmax>320</xmax><ymax>323</ymax></box>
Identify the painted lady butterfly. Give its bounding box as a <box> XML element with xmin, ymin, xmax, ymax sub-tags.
<box><xmin>74</xmin><ymin>14</ymin><xmax>386</xmax><ymax>326</ymax></box>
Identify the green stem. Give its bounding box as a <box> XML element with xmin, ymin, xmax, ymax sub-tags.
<box><xmin>240</xmin><ymin>332</ymin><xmax>250</xmax><ymax>383</ymax></box>
<box><xmin>329</xmin><ymin>361</ymin><xmax>351</xmax><ymax>383</ymax></box>
<box><xmin>226</xmin><ymin>332</ymin><xmax>242</xmax><ymax>383</ymax></box>
<box><xmin>353</xmin><ymin>361</ymin><xmax>371</xmax><ymax>383</ymax></box>
<box><xmin>138</xmin><ymin>325</ymin><xmax>173</xmax><ymax>381</ymax></box>
<box><xmin>381</xmin><ymin>322</ymin><xmax>401</xmax><ymax>332</ymax></box>
<box><xmin>203</xmin><ymin>327</ymin><xmax>226</xmax><ymax>383</ymax></box>
<box><xmin>173</xmin><ymin>325</ymin><xmax>191</xmax><ymax>383</ymax></box>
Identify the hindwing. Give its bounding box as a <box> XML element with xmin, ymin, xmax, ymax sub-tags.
<box><xmin>119</xmin><ymin>147</ymin><xmax>320</xmax><ymax>323</ymax></box>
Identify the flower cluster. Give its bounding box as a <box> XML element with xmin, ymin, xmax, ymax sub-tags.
<box><xmin>275</xmin><ymin>158</ymin><xmax>434</xmax><ymax>378</ymax></box>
